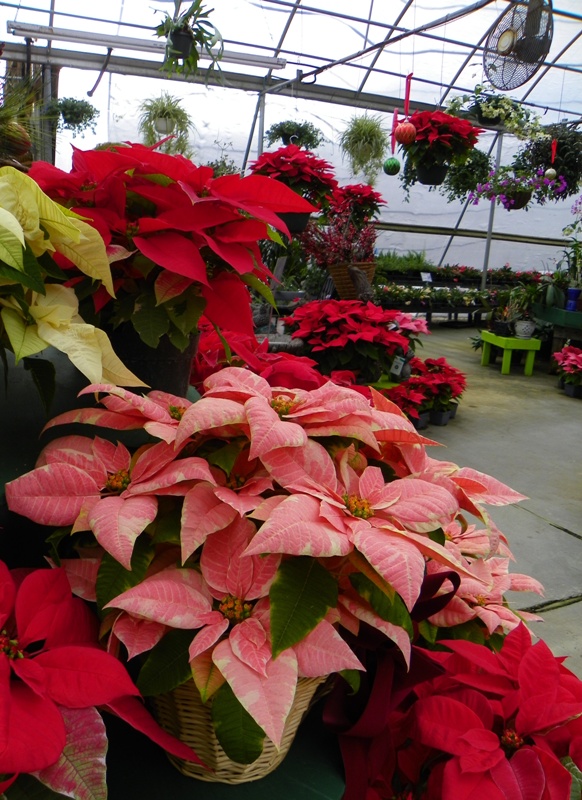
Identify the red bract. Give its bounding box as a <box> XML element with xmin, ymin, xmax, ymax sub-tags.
<box><xmin>553</xmin><ymin>344</ymin><xmax>582</xmax><ymax>385</ymax></box>
<box><xmin>28</xmin><ymin>143</ymin><xmax>315</xmax><ymax>341</ymax></box>
<box><xmin>249</xmin><ymin>144</ymin><xmax>338</xmax><ymax>208</ymax></box>
<box><xmin>0</xmin><ymin>560</ymin><xmax>201</xmax><ymax>790</ymax></box>
<box><xmin>399</xmin><ymin>110</ymin><xmax>482</xmax><ymax>168</ymax></box>
<box><xmin>327</xmin><ymin>183</ymin><xmax>386</xmax><ymax>227</ymax></box>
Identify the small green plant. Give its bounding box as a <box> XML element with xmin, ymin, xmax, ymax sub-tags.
<box><xmin>204</xmin><ymin>139</ymin><xmax>240</xmax><ymax>176</ymax></box>
<box><xmin>437</xmin><ymin>148</ymin><xmax>493</xmax><ymax>203</ymax></box>
<box><xmin>48</xmin><ymin>97</ymin><xmax>99</xmax><ymax>137</ymax></box>
<box><xmin>155</xmin><ymin>0</ymin><xmax>223</xmax><ymax>77</ymax></box>
<box><xmin>339</xmin><ymin>114</ymin><xmax>389</xmax><ymax>184</ymax></box>
<box><xmin>513</xmin><ymin>122</ymin><xmax>582</xmax><ymax>201</ymax></box>
<box><xmin>265</xmin><ymin>120</ymin><xmax>324</xmax><ymax>150</ymax></box>
<box><xmin>137</xmin><ymin>92</ymin><xmax>195</xmax><ymax>156</ymax></box>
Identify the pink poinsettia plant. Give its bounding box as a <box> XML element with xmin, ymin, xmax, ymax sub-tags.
<box><xmin>553</xmin><ymin>344</ymin><xmax>582</xmax><ymax>386</ymax></box>
<box><xmin>5</xmin><ymin>366</ymin><xmax>543</xmax><ymax>769</ymax></box>
<box><xmin>0</xmin><ymin>559</ymin><xmax>201</xmax><ymax>798</ymax></box>
<box><xmin>27</xmin><ymin>142</ymin><xmax>315</xmax><ymax>347</ymax></box>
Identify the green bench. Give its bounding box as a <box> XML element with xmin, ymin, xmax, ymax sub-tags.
<box><xmin>480</xmin><ymin>330</ymin><xmax>541</xmax><ymax>376</ymax></box>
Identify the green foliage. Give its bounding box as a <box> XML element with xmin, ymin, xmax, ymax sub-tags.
<box><xmin>438</xmin><ymin>148</ymin><xmax>493</xmax><ymax>203</ymax></box>
<box><xmin>339</xmin><ymin>114</ymin><xmax>389</xmax><ymax>184</ymax></box>
<box><xmin>211</xmin><ymin>682</ymin><xmax>266</xmax><ymax>763</ymax></box>
<box><xmin>375</xmin><ymin>249</ymin><xmax>434</xmax><ymax>277</ymax></box>
<box><xmin>513</xmin><ymin>123</ymin><xmax>582</xmax><ymax>199</ymax></box>
<box><xmin>155</xmin><ymin>0</ymin><xmax>223</xmax><ymax>77</ymax></box>
<box><xmin>204</xmin><ymin>139</ymin><xmax>240</xmax><ymax>176</ymax></box>
<box><xmin>137</xmin><ymin>92</ymin><xmax>195</xmax><ymax>157</ymax></box>
<box><xmin>48</xmin><ymin>98</ymin><xmax>99</xmax><ymax>137</ymax></box>
<box><xmin>269</xmin><ymin>557</ymin><xmax>338</xmax><ymax>657</ymax></box>
<box><xmin>96</xmin><ymin>537</ymin><xmax>154</xmax><ymax>611</ymax></box>
<box><xmin>265</xmin><ymin>119</ymin><xmax>324</xmax><ymax>150</ymax></box>
<box><xmin>349</xmin><ymin>573</ymin><xmax>413</xmax><ymax>639</ymax></box>
<box><xmin>137</xmin><ymin>629</ymin><xmax>193</xmax><ymax>696</ymax></box>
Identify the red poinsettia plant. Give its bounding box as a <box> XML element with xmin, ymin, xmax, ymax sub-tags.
<box><xmin>249</xmin><ymin>144</ymin><xmax>338</xmax><ymax>209</ymax></box>
<box><xmin>27</xmin><ymin>142</ymin><xmax>315</xmax><ymax>348</ymax></box>
<box><xmin>0</xmin><ymin>559</ymin><xmax>201</xmax><ymax>797</ymax></box>
<box><xmin>327</xmin><ymin>183</ymin><xmax>386</xmax><ymax>228</ymax></box>
<box><xmin>327</xmin><ymin>621</ymin><xmax>582</xmax><ymax>799</ymax></box>
<box><xmin>399</xmin><ymin>110</ymin><xmax>483</xmax><ymax>170</ymax></box>
<box><xmin>284</xmin><ymin>299</ymin><xmax>429</xmax><ymax>384</ymax></box>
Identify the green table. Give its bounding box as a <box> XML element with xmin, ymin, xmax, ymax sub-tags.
<box><xmin>480</xmin><ymin>330</ymin><xmax>541</xmax><ymax>375</ymax></box>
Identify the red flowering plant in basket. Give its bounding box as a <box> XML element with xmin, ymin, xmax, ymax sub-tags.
<box><xmin>298</xmin><ymin>211</ymin><xmax>378</xmax><ymax>271</ymax></box>
<box><xmin>399</xmin><ymin>110</ymin><xmax>483</xmax><ymax>171</ymax></box>
<box><xmin>0</xmin><ymin>559</ymin><xmax>201</xmax><ymax>798</ymax></box>
<box><xmin>325</xmin><ymin>183</ymin><xmax>386</xmax><ymax>228</ymax></box>
<box><xmin>4</xmin><ymin>364</ymin><xmax>538</xmax><ymax>778</ymax></box>
<box><xmin>249</xmin><ymin>144</ymin><xmax>338</xmax><ymax>210</ymax></box>
<box><xmin>284</xmin><ymin>299</ymin><xmax>429</xmax><ymax>384</ymax></box>
<box><xmin>27</xmin><ymin>142</ymin><xmax>316</xmax><ymax>349</ymax></box>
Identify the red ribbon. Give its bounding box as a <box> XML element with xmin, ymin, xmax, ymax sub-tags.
<box><xmin>551</xmin><ymin>138</ymin><xmax>558</xmax><ymax>164</ymax></box>
<box><xmin>404</xmin><ymin>73</ymin><xmax>413</xmax><ymax>118</ymax></box>
<box><xmin>391</xmin><ymin>109</ymin><xmax>399</xmax><ymax>153</ymax></box>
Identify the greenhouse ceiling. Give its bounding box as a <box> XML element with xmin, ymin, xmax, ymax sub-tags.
<box><xmin>1</xmin><ymin>0</ymin><xmax>581</xmax><ymax>122</ymax></box>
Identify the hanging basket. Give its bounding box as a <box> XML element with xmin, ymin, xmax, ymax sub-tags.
<box><xmin>327</xmin><ymin>261</ymin><xmax>376</xmax><ymax>300</ymax></box>
<box><xmin>150</xmin><ymin>676</ymin><xmax>327</xmax><ymax>784</ymax></box>
<box><xmin>416</xmin><ymin>162</ymin><xmax>449</xmax><ymax>186</ymax></box>
<box><xmin>166</xmin><ymin>29</ymin><xmax>194</xmax><ymax>61</ymax></box>
<box><xmin>506</xmin><ymin>190</ymin><xmax>533</xmax><ymax>210</ymax></box>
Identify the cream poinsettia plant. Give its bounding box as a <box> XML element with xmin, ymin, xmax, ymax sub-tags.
<box><xmin>0</xmin><ymin>166</ymin><xmax>142</xmax><ymax>390</ymax></box>
<box><xmin>5</xmin><ymin>367</ymin><xmax>542</xmax><ymax>767</ymax></box>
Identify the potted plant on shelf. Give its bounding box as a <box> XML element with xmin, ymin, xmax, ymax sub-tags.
<box><xmin>468</xmin><ymin>167</ymin><xmax>568</xmax><ymax>211</ymax></box>
<box><xmin>5</xmin><ymin>365</ymin><xmax>537</xmax><ymax>785</ymax></box>
<box><xmin>553</xmin><ymin>342</ymin><xmax>582</xmax><ymax>397</ymax></box>
<box><xmin>27</xmin><ymin>141</ymin><xmax>316</xmax><ymax>393</ymax></box>
<box><xmin>155</xmin><ymin>0</ymin><xmax>223</xmax><ymax>77</ymax></box>
<box><xmin>446</xmin><ymin>83</ymin><xmax>544</xmax><ymax>140</ymax></box>
<box><xmin>398</xmin><ymin>109</ymin><xmax>483</xmax><ymax>188</ymax></box>
<box><xmin>339</xmin><ymin>114</ymin><xmax>390</xmax><ymax>184</ymax></box>
<box><xmin>137</xmin><ymin>92</ymin><xmax>196</xmax><ymax>156</ymax></box>
<box><xmin>559</xmin><ymin>194</ymin><xmax>582</xmax><ymax>310</ymax></box>
<box><xmin>249</xmin><ymin>144</ymin><xmax>337</xmax><ymax>231</ymax></box>
<box><xmin>265</xmin><ymin>119</ymin><xmax>324</xmax><ymax>150</ymax></box>
<box><xmin>508</xmin><ymin>281</ymin><xmax>543</xmax><ymax>338</ymax></box>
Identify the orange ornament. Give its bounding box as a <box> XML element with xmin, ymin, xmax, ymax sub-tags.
<box><xmin>394</xmin><ymin>121</ymin><xmax>416</xmax><ymax>146</ymax></box>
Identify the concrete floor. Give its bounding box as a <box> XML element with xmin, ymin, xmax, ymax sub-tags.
<box><xmin>416</xmin><ymin>319</ymin><xmax>582</xmax><ymax>676</ymax></box>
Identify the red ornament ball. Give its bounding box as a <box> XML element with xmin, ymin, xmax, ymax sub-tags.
<box><xmin>394</xmin><ymin>121</ymin><xmax>416</xmax><ymax>146</ymax></box>
<box><xmin>383</xmin><ymin>157</ymin><xmax>401</xmax><ymax>176</ymax></box>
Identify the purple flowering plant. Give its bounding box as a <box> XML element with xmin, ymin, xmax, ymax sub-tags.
<box><xmin>468</xmin><ymin>167</ymin><xmax>568</xmax><ymax>210</ymax></box>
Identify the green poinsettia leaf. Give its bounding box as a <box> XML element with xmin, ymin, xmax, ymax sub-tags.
<box><xmin>96</xmin><ymin>536</ymin><xmax>155</xmax><ymax>612</ymax></box>
<box><xmin>204</xmin><ymin>441</ymin><xmax>244</xmax><ymax>476</ymax></box>
<box><xmin>4</xmin><ymin>774</ymin><xmax>68</xmax><ymax>798</ymax></box>
<box><xmin>131</xmin><ymin>294</ymin><xmax>170</xmax><ymax>348</ymax></box>
<box><xmin>338</xmin><ymin>669</ymin><xmax>361</xmax><ymax>694</ymax></box>
<box><xmin>242</xmin><ymin>273</ymin><xmax>275</xmax><ymax>307</ymax></box>
<box><xmin>349</xmin><ymin>573</ymin><xmax>413</xmax><ymax>639</ymax></box>
<box><xmin>22</xmin><ymin>357</ymin><xmax>56</xmax><ymax>416</ymax></box>
<box><xmin>136</xmin><ymin>629</ymin><xmax>192</xmax><ymax>696</ymax></box>
<box><xmin>428</xmin><ymin>527</ymin><xmax>446</xmax><ymax>546</ymax></box>
<box><xmin>149</xmin><ymin>501</ymin><xmax>182</xmax><ymax>546</ymax></box>
<box><xmin>211</xmin><ymin>681</ymin><xmax>266</xmax><ymax>764</ymax></box>
<box><xmin>165</xmin><ymin>293</ymin><xmax>205</xmax><ymax>337</ymax></box>
<box><xmin>561</xmin><ymin>756</ymin><xmax>582</xmax><ymax>800</ymax></box>
<box><xmin>269</xmin><ymin>557</ymin><xmax>338</xmax><ymax>658</ymax></box>
<box><xmin>418</xmin><ymin>619</ymin><xmax>438</xmax><ymax>645</ymax></box>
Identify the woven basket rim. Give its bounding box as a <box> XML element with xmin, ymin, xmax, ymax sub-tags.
<box><xmin>327</xmin><ymin>261</ymin><xmax>376</xmax><ymax>299</ymax></box>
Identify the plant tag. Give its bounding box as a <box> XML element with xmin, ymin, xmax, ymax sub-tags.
<box><xmin>390</xmin><ymin>356</ymin><xmax>406</xmax><ymax>377</ymax></box>
<box><xmin>421</xmin><ymin>272</ymin><xmax>433</xmax><ymax>282</ymax></box>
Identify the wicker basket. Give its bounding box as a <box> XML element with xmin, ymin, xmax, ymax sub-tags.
<box><xmin>327</xmin><ymin>261</ymin><xmax>376</xmax><ymax>299</ymax></box>
<box><xmin>151</xmin><ymin>676</ymin><xmax>326</xmax><ymax>784</ymax></box>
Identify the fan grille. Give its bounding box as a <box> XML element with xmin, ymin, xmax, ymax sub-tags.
<box><xmin>483</xmin><ymin>0</ymin><xmax>553</xmax><ymax>90</ymax></box>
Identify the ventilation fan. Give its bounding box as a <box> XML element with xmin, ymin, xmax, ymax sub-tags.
<box><xmin>483</xmin><ymin>0</ymin><xmax>553</xmax><ymax>90</ymax></box>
